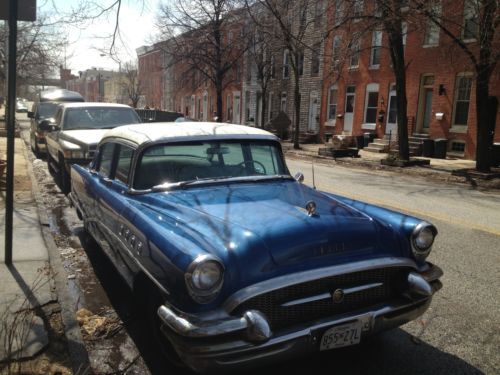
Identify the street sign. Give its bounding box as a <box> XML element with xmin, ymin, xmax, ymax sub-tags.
<box><xmin>0</xmin><ymin>0</ymin><xmax>36</xmax><ymax>21</ymax></box>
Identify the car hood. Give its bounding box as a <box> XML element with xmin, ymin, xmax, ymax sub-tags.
<box><xmin>136</xmin><ymin>180</ymin><xmax>405</xmax><ymax>285</ymax></box>
<box><xmin>60</xmin><ymin>129</ymin><xmax>110</xmax><ymax>147</ymax></box>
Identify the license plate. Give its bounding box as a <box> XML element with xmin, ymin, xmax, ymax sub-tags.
<box><xmin>320</xmin><ymin>321</ymin><xmax>362</xmax><ymax>351</ymax></box>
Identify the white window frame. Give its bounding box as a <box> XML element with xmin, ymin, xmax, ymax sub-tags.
<box><xmin>280</xmin><ymin>92</ymin><xmax>287</xmax><ymax>112</ymax></box>
<box><xmin>424</xmin><ymin>2</ymin><xmax>441</xmax><ymax>46</ymax></box>
<box><xmin>462</xmin><ymin>0</ymin><xmax>479</xmax><ymax>41</ymax></box>
<box><xmin>362</xmin><ymin>83</ymin><xmax>380</xmax><ymax>130</ymax></box>
<box><xmin>332</xmin><ymin>35</ymin><xmax>342</xmax><ymax>71</ymax></box>
<box><xmin>349</xmin><ymin>35</ymin><xmax>360</xmax><ymax>69</ymax></box>
<box><xmin>283</xmin><ymin>50</ymin><xmax>290</xmax><ymax>79</ymax></box>
<box><xmin>451</xmin><ymin>73</ymin><xmax>473</xmax><ymax>131</ymax></box>
<box><xmin>327</xmin><ymin>85</ymin><xmax>338</xmax><ymax>125</ymax></box>
<box><xmin>370</xmin><ymin>30</ymin><xmax>382</xmax><ymax>68</ymax></box>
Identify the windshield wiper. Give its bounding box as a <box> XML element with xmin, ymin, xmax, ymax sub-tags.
<box><xmin>150</xmin><ymin>175</ymin><xmax>292</xmax><ymax>192</ymax></box>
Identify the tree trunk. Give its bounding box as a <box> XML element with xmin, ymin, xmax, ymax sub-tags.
<box><xmin>260</xmin><ymin>86</ymin><xmax>267</xmax><ymax>129</ymax></box>
<box><xmin>216</xmin><ymin>81</ymin><xmax>223</xmax><ymax>123</ymax></box>
<box><xmin>475</xmin><ymin>70</ymin><xmax>494</xmax><ymax>172</ymax></box>
<box><xmin>384</xmin><ymin>13</ymin><xmax>410</xmax><ymax>161</ymax></box>
<box><xmin>293</xmin><ymin>70</ymin><xmax>301</xmax><ymax>149</ymax></box>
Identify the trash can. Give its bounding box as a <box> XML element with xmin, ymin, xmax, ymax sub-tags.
<box><xmin>422</xmin><ymin>138</ymin><xmax>434</xmax><ymax>157</ymax></box>
<box><xmin>364</xmin><ymin>132</ymin><xmax>376</xmax><ymax>147</ymax></box>
<box><xmin>434</xmin><ymin>138</ymin><xmax>448</xmax><ymax>159</ymax></box>
<box><xmin>492</xmin><ymin>143</ymin><xmax>500</xmax><ymax>167</ymax></box>
<box><xmin>356</xmin><ymin>135</ymin><xmax>365</xmax><ymax>149</ymax></box>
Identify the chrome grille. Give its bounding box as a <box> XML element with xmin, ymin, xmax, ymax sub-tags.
<box><xmin>232</xmin><ymin>267</ymin><xmax>411</xmax><ymax>330</ymax></box>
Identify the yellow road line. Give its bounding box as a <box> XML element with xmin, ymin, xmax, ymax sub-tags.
<box><xmin>330</xmin><ymin>188</ymin><xmax>500</xmax><ymax>237</ymax></box>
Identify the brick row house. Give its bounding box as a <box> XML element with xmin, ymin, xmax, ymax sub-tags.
<box><xmin>137</xmin><ymin>0</ymin><xmax>499</xmax><ymax>160</ymax></box>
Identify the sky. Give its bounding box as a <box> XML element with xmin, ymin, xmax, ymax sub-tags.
<box><xmin>40</xmin><ymin>0</ymin><xmax>162</xmax><ymax>73</ymax></box>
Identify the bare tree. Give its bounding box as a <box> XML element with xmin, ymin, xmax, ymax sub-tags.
<box><xmin>157</xmin><ymin>0</ymin><xmax>249</xmax><ymax>122</ymax></box>
<box><xmin>246</xmin><ymin>0</ymin><xmax>331</xmax><ymax>149</ymax></box>
<box><xmin>0</xmin><ymin>15</ymin><xmax>68</xmax><ymax>94</ymax></box>
<box><xmin>412</xmin><ymin>0</ymin><xmax>499</xmax><ymax>171</ymax></box>
<box><xmin>120</xmin><ymin>61</ymin><xmax>142</xmax><ymax>108</ymax></box>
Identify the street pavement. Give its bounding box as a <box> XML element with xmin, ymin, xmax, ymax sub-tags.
<box><xmin>0</xmin><ymin>113</ymin><xmax>496</xmax><ymax>369</ymax></box>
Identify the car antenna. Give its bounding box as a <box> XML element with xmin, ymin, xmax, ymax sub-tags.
<box><xmin>312</xmin><ymin>160</ymin><xmax>316</xmax><ymax>189</ymax></box>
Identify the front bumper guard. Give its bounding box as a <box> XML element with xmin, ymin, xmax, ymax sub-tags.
<box><xmin>157</xmin><ymin>264</ymin><xmax>443</xmax><ymax>372</ymax></box>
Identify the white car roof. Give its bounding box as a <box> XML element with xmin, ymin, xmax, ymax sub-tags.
<box><xmin>102</xmin><ymin>122</ymin><xmax>278</xmax><ymax>145</ymax></box>
<box><xmin>60</xmin><ymin>102</ymin><xmax>134</xmax><ymax>109</ymax></box>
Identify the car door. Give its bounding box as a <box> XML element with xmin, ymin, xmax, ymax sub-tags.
<box><xmin>92</xmin><ymin>142</ymin><xmax>140</xmax><ymax>284</ymax></box>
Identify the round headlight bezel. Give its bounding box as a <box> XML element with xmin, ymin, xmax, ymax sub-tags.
<box><xmin>411</xmin><ymin>222</ymin><xmax>437</xmax><ymax>260</ymax></box>
<box><xmin>185</xmin><ymin>255</ymin><xmax>224</xmax><ymax>304</ymax></box>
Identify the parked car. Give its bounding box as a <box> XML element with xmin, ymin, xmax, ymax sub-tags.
<box><xmin>70</xmin><ymin>122</ymin><xmax>443</xmax><ymax>373</ymax></box>
<box><xmin>28</xmin><ymin>89</ymin><xmax>84</xmax><ymax>157</ymax></box>
<box><xmin>44</xmin><ymin>102</ymin><xmax>141</xmax><ymax>193</ymax></box>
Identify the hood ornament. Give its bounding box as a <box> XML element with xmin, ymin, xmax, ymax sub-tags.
<box><xmin>305</xmin><ymin>200</ymin><xmax>317</xmax><ymax>216</ymax></box>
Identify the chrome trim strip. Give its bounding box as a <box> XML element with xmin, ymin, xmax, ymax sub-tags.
<box><xmin>280</xmin><ymin>282</ymin><xmax>384</xmax><ymax>308</ymax></box>
<box><xmin>344</xmin><ymin>282</ymin><xmax>384</xmax><ymax>295</ymax></box>
<box><xmin>281</xmin><ymin>293</ymin><xmax>331</xmax><ymax>307</ymax></box>
<box><xmin>223</xmin><ymin>257</ymin><xmax>417</xmax><ymax>313</ymax></box>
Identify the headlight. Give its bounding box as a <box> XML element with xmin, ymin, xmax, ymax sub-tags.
<box><xmin>63</xmin><ymin>149</ymin><xmax>86</xmax><ymax>159</ymax></box>
<box><xmin>411</xmin><ymin>222</ymin><xmax>437</xmax><ymax>260</ymax></box>
<box><xmin>185</xmin><ymin>255</ymin><xmax>224</xmax><ymax>304</ymax></box>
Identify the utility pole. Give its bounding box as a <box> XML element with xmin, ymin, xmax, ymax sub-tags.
<box><xmin>0</xmin><ymin>0</ymin><xmax>36</xmax><ymax>264</ymax></box>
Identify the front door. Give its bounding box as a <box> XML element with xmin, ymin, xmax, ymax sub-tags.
<box><xmin>308</xmin><ymin>92</ymin><xmax>319</xmax><ymax>132</ymax></box>
<box><xmin>233</xmin><ymin>92</ymin><xmax>241</xmax><ymax>124</ymax></box>
<box><xmin>344</xmin><ymin>86</ymin><xmax>355</xmax><ymax>133</ymax></box>
<box><xmin>416</xmin><ymin>75</ymin><xmax>434</xmax><ymax>133</ymax></box>
<box><xmin>386</xmin><ymin>86</ymin><xmax>397</xmax><ymax>135</ymax></box>
<box><xmin>422</xmin><ymin>89</ymin><xmax>433</xmax><ymax>131</ymax></box>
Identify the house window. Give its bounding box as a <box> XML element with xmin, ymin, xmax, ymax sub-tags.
<box><xmin>311</xmin><ymin>43</ymin><xmax>320</xmax><ymax>76</ymax></box>
<box><xmin>270</xmin><ymin>55</ymin><xmax>276</xmax><ymax>78</ymax></box>
<box><xmin>226</xmin><ymin>94</ymin><xmax>232</xmax><ymax>121</ymax></box>
<box><xmin>298</xmin><ymin>51</ymin><xmax>304</xmax><ymax>76</ymax></box>
<box><xmin>349</xmin><ymin>35</ymin><xmax>360</xmax><ymax>68</ymax></box>
<box><xmin>283</xmin><ymin>50</ymin><xmax>289</xmax><ymax>78</ymax></box>
<box><xmin>370</xmin><ymin>30</ymin><xmax>382</xmax><ymax>67</ymax></box>
<box><xmin>353</xmin><ymin>0</ymin><xmax>364</xmax><ymax>18</ymax></box>
<box><xmin>280</xmin><ymin>92</ymin><xmax>287</xmax><ymax>112</ymax></box>
<box><xmin>327</xmin><ymin>85</ymin><xmax>338</xmax><ymax>122</ymax></box>
<box><xmin>314</xmin><ymin>0</ymin><xmax>323</xmax><ymax>27</ymax></box>
<box><xmin>453</xmin><ymin>74</ymin><xmax>473</xmax><ymax>126</ymax></box>
<box><xmin>463</xmin><ymin>0</ymin><xmax>478</xmax><ymax>40</ymax></box>
<box><xmin>268</xmin><ymin>92</ymin><xmax>274</xmax><ymax>122</ymax></box>
<box><xmin>334</xmin><ymin>0</ymin><xmax>344</xmax><ymax>26</ymax></box>
<box><xmin>363</xmin><ymin>83</ymin><xmax>379</xmax><ymax>126</ymax></box>
<box><xmin>332</xmin><ymin>35</ymin><xmax>341</xmax><ymax>71</ymax></box>
<box><xmin>450</xmin><ymin>141</ymin><xmax>466</xmax><ymax>153</ymax></box>
<box><xmin>424</xmin><ymin>2</ymin><xmax>441</xmax><ymax>46</ymax></box>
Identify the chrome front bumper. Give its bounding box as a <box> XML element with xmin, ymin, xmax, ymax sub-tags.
<box><xmin>158</xmin><ymin>263</ymin><xmax>443</xmax><ymax>373</ymax></box>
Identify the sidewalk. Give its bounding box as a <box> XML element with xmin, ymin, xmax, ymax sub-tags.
<box><xmin>0</xmin><ymin>109</ymin><xmax>87</xmax><ymax>373</ymax></box>
<box><xmin>282</xmin><ymin>142</ymin><xmax>500</xmax><ymax>189</ymax></box>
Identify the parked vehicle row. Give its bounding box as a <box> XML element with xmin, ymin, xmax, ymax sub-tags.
<box><xmin>67</xmin><ymin>121</ymin><xmax>443</xmax><ymax>373</ymax></box>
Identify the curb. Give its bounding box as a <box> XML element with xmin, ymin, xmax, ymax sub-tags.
<box><xmin>21</xmin><ymin>130</ymin><xmax>92</xmax><ymax>375</ymax></box>
<box><xmin>284</xmin><ymin>150</ymin><xmax>500</xmax><ymax>191</ymax></box>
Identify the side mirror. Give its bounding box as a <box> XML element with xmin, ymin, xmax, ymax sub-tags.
<box><xmin>39</xmin><ymin>119</ymin><xmax>57</xmax><ymax>131</ymax></box>
<box><xmin>27</xmin><ymin>111</ymin><xmax>34</xmax><ymax>118</ymax></box>
<box><xmin>294</xmin><ymin>172</ymin><xmax>304</xmax><ymax>183</ymax></box>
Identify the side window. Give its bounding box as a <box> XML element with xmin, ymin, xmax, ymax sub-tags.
<box><xmin>97</xmin><ymin>143</ymin><xmax>115</xmax><ymax>178</ymax></box>
<box><xmin>115</xmin><ymin>145</ymin><xmax>134</xmax><ymax>184</ymax></box>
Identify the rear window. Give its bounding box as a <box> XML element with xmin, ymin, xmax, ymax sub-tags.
<box><xmin>37</xmin><ymin>103</ymin><xmax>59</xmax><ymax>118</ymax></box>
<box><xmin>63</xmin><ymin>107</ymin><xmax>140</xmax><ymax>130</ymax></box>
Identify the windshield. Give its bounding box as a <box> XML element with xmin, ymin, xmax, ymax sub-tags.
<box><xmin>134</xmin><ymin>140</ymin><xmax>288</xmax><ymax>190</ymax></box>
<box><xmin>37</xmin><ymin>102</ymin><xmax>59</xmax><ymax>118</ymax></box>
<box><xmin>63</xmin><ymin>107</ymin><xmax>140</xmax><ymax>130</ymax></box>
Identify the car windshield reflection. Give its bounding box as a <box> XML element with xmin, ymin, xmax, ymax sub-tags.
<box><xmin>134</xmin><ymin>140</ymin><xmax>289</xmax><ymax>190</ymax></box>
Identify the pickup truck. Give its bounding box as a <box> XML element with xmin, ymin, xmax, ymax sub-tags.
<box><xmin>43</xmin><ymin>102</ymin><xmax>140</xmax><ymax>193</ymax></box>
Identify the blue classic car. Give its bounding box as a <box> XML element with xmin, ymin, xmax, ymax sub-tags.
<box><xmin>70</xmin><ymin>122</ymin><xmax>442</xmax><ymax>373</ymax></box>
